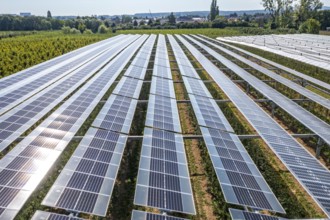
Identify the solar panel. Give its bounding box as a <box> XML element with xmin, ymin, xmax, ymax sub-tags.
<box><xmin>42</xmin><ymin>128</ymin><xmax>127</xmax><ymax>216</ymax></box>
<box><xmin>218</xmin><ymin>34</ymin><xmax>330</xmax><ymax>70</ymax></box>
<box><xmin>92</xmin><ymin>95</ymin><xmax>137</xmax><ymax>134</ymax></box>
<box><xmin>229</xmin><ymin>209</ymin><xmax>287</xmax><ymax>220</ymax></box>
<box><xmin>0</xmin><ymin>35</ymin><xmax>124</xmax><ymax>93</ymax></box>
<box><xmin>0</xmin><ymin>36</ymin><xmax>136</xmax><ymax>116</ymax></box>
<box><xmin>182</xmin><ymin>76</ymin><xmax>212</xmax><ymax>98</ymax></box>
<box><xmin>0</xmin><ymin>36</ymin><xmax>140</xmax><ymax>153</ymax></box>
<box><xmin>131</xmin><ymin>210</ymin><xmax>188</xmax><ymax>220</ymax></box>
<box><xmin>153</xmin><ymin>35</ymin><xmax>172</xmax><ymax>79</ymax></box>
<box><xmin>31</xmin><ymin>210</ymin><xmax>85</xmax><ymax>220</ymax></box>
<box><xmin>189</xmin><ymin>94</ymin><xmax>234</xmax><ymax>132</ymax></box>
<box><xmin>208</xmin><ymin>36</ymin><xmax>330</xmax><ymax>91</ymax></box>
<box><xmin>194</xmin><ymin>35</ymin><xmax>330</xmax><ymax>109</ymax></box>
<box><xmin>177</xmin><ymin>34</ymin><xmax>330</xmax><ymax>218</ymax></box>
<box><xmin>0</xmin><ymin>35</ymin><xmax>148</xmax><ymax>220</ymax></box>
<box><xmin>113</xmin><ymin>77</ymin><xmax>143</xmax><ymax>99</ymax></box>
<box><xmin>145</xmin><ymin>95</ymin><xmax>181</xmax><ymax>133</ymax></box>
<box><xmin>201</xmin><ymin>127</ymin><xmax>284</xmax><ymax>213</ymax></box>
<box><xmin>184</xmin><ymin>35</ymin><xmax>330</xmax><ymax>146</ymax></box>
<box><xmin>150</xmin><ymin>76</ymin><xmax>176</xmax><ymax>99</ymax></box>
<box><xmin>134</xmin><ymin>128</ymin><xmax>195</xmax><ymax>215</ymax></box>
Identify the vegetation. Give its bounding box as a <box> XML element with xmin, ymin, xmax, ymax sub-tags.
<box><xmin>0</xmin><ymin>31</ymin><xmax>114</xmax><ymax>78</ymax></box>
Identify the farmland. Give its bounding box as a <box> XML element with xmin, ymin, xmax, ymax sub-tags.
<box><xmin>0</xmin><ymin>30</ymin><xmax>329</xmax><ymax>220</ymax></box>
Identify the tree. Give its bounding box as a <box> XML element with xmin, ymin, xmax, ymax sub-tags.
<box><xmin>210</xmin><ymin>0</ymin><xmax>220</xmax><ymax>21</ymax></box>
<box><xmin>168</xmin><ymin>12</ymin><xmax>176</xmax><ymax>25</ymax></box>
<box><xmin>295</xmin><ymin>0</ymin><xmax>323</xmax><ymax>25</ymax></box>
<box><xmin>47</xmin><ymin>10</ymin><xmax>52</xmax><ymax>18</ymax></box>
<box><xmin>299</xmin><ymin>18</ymin><xmax>320</xmax><ymax>33</ymax></box>
<box><xmin>148</xmin><ymin>19</ymin><xmax>153</xmax><ymax>26</ymax></box>
<box><xmin>139</xmin><ymin>20</ymin><xmax>145</xmax><ymax>26</ymax></box>
<box><xmin>133</xmin><ymin>20</ymin><xmax>138</xmax><ymax>26</ymax></box>
<box><xmin>98</xmin><ymin>24</ymin><xmax>108</xmax><ymax>33</ymax></box>
<box><xmin>262</xmin><ymin>0</ymin><xmax>283</xmax><ymax>28</ymax></box>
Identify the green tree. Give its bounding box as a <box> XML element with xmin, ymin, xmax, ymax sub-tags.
<box><xmin>299</xmin><ymin>18</ymin><xmax>321</xmax><ymax>33</ymax></box>
<box><xmin>210</xmin><ymin>0</ymin><xmax>220</xmax><ymax>21</ymax></box>
<box><xmin>295</xmin><ymin>0</ymin><xmax>323</xmax><ymax>25</ymax></box>
<box><xmin>148</xmin><ymin>19</ymin><xmax>153</xmax><ymax>26</ymax></box>
<box><xmin>98</xmin><ymin>24</ymin><xmax>108</xmax><ymax>33</ymax></box>
<box><xmin>47</xmin><ymin>10</ymin><xmax>52</xmax><ymax>18</ymax></box>
<box><xmin>168</xmin><ymin>12</ymin><xmax>176</xmax><ymax>25</ymax></box>
<box><xmin>133</xmin><ymin>20</ymin><xmax>138</xmax><ymax>26</ymax></box>
<box><xmin>262</xmin><ymin>0</ymin><xmax>283</xmax><ymax>28</ymax></box>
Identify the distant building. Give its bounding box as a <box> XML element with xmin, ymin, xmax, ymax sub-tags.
<box><xmin>20</xmin><ymin>12</ymin><xmax>31</xmax><ymax>17</ymax></box>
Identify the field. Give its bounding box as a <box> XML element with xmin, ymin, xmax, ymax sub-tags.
<box><xmin>0</xmin><ymin>30</ymin><xmax>329</xmax><ymax>220</ymax></box>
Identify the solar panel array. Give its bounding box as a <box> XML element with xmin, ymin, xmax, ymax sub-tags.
<box><xmin>0</xmin><ymin>35</ymin><xmax>129</xmax><ymax>116</ymax></box>
<box><xmin>131</xmin><ymin>210</ymin><xmax>188</xmax><ymax>220</ymax></box>
<box><xmin>209</xmin><ymin>36</ymin><xmax>330</xmax><ymax>91</ymax></box>
<box><xmin>229</xmin><ymin>209</ymin><xmax>287</xmax><ymax>220</ymax></box>
<box><xmin>179</xmin><ymin>34</ymin><xmax>330</xmax><ymax>218</ymax></box>
<box><xmin>0</xmin><ymin>36</ymin><xmax>138</xmax><ymax>152</ymax></box>
<box><xmin>134</xmin><ymin>35</ymin><xmax>195</xmax><ymax>215</ymax></box>
<box><xmin>0</xmin><ymin>35</ymin><xmax>123</xmax><ymax>92</ymax></box>
<box><xmin>185</xmin><ymin>35</ymin><xmax>330</xmax><ymax>146</ymax></box>
<box><xmin>1</xmin><ymin>33</ymin><xmax>329</xmax><ymax>219</ymax></box>
<box><xmin>171</xmin><ymin>35</ymin><xmax>284</xmax><ymax>213</ymax></box>
<box><xmin>218</xmin><ymin>34</ymin><xmax>330</xmax><ymax>70</ymax></box>
<box><xmin>31</xmin><ymin>211</ymin><xmax>85</xmax><ymax>220</ymax></box>
<box><xmin>42</xmin><ymin>35</ymin><xmax>156</xmax><ymax>217</ymax></box>
<box><xmin>0</xmin><ymin>35</ymin><xmax>147</xmax><ymax>220</ymax></box>
<box><xmin>193</xmin><ymin>35</ymin><xmax>330</xmax><ymax>110</ymax></box>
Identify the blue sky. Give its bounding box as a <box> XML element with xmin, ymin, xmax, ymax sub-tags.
<box><xmin>1</xmin><ymin>0</ymin><xmax>330</xmax><ymax>16</ymax></box>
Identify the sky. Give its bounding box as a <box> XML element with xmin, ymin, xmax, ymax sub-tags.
<box><xmin>1</xmin><ymin>0</ymin><xmax>330</xmax><ymax>16</ymax></box>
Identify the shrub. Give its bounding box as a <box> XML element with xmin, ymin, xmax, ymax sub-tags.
<box><xmin>84</xmin><ymin>29</ymin><xmax>93</xmax><ymax>34</ymax></box>
<box><xmin>70</xmin><ymin>28</ymin><xmax>81</xmax><ymax>34</ymax></box>
<box><xmin>299</xmin><ymin>19</ymin><xmax>321</xmax><ymax>34</ymax></box>
<box><xmin>61</xmin><ymin>26</ymin><xmax>71</xmax><ymax>34</ymax></box>
<box><xmin>98</xmin><ymin>24</ymin><xmax>108</xmax><ymax>34</ymax></box>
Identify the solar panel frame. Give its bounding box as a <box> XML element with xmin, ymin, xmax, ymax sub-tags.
<box><xmin>150</xmin><ymin>76</ymin><xmax>176</xmax><ymax>99</ymax></box>
<box><xmin>112</xmin><ymin>77</ymin><xmax>144</xmax><ymax>99</ymax></box>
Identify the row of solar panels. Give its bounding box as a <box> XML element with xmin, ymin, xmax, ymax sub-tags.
<box><xmin>187</xmin><ymin>35</ymin><xmax>330</xmax><ymax>146</ymax></box>
<box><xmin>27</xmin><ymin>33</ymin><xmax>284</xmax><ymax>220</ymax></box>
<box><xmin>195</xmin><ymin>35</ymin><xmax>330</xmax><ymax>109</ymax></box>
<box><xmin>0</xmin><ymin>35</ymin><xmax>149</xmax><ymax>219</ymax></box>
<box><xmin>0</xmin><ymin>34</ymin><xmax>328</xmax><ymax>219</ymax></box>
<box><xmin>218</xmin><ymin>34</ymin><xmax>330</xmax><ymax>70</ymax></box>
<box><xmin>179</xmin><ymin>34</ymin><xmax>330</xmax><ymax>218</ymax></box>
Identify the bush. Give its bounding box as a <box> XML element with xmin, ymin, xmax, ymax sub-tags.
<box><xmin>70</xmin><ymin>28</ymin><xmax>81</xmax><ymax>34</ymax></box>
<box><xmin>83</xmin><ymin>29</ymin><xmax>93</xmax><ymax>34</ymax></box>
<box><xmin>212</xmin><ymin>17</ymin><xmax>226</xmax><ymax>28</ymax></box>
<box><xmin>61</xmin><ymin>26</ymin><xmax>71</xmax><ymax>34</ymax></box>
<box><xmin>98</xmin><ymin>24</ymin><xmax>108</xmax><ymax>34</ymax></box>
<box><xmin>299</xmin><ymin>19</ymin><xmax>321</xmax><ymax>34</ymax></box>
